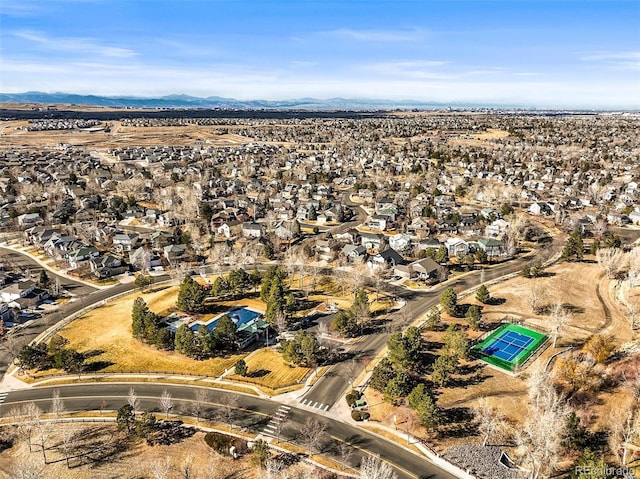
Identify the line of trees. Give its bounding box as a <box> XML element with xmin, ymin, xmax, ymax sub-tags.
<box><xmin>174</xmin><ymin>315</ymin><xmax>238</xmax><ymax>359</ymax></box>
<box><xmin>18</xmin><ymin>335</ymin><xmax>86</xmax><ymax>375</ymax></box>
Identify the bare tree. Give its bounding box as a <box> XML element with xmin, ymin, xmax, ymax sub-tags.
<box><xmin>61</xmin><ymin>425</ymin><xmax>76</xmax><ymax>469</ymax></box>
<box><xmin>359</xmin><ymin>455</ymin><xmax>398</xmax><ymax>479</ymax></box>
<box><xmin>50</xmin><ymin>389</ymin><xmax>65</xmax><ymax>418</ymax></box>
<box><xmin>549</xmin><ymin>303</ymin><xmax>571</xmax><ymax>348</ymax></box>
<box><xmin>219</xmin><ymin>393</ymin><xmax>238</xmax><ymax>429</ymax></box>
<box><xmin>596</xmin><ymin>247</ymin><xmax>623</xmax><ymax>279</ymax></box>
<box><xmin>300</xmin><ymin>417</ymin><xmax>326</xmax><ymax>456</ymax></box>
<box><xmin>180</xmin><ymin>453</ymin><xmax>195</xmax><ymax>479</ymax></box>
<box><xmin>592</xmin><ymin>217</ymin><xmax>609</xmax><ymax>240</ymax></box>
<box><xmin>127</xmin><ymin>387</ymin><xmax>140</xmax><ymax>416</ymax></box>
<box><xmin>159</xmin><ymin>389</ymin><xmax>173</xmax><ymax>419</ymax></box>
<box><xmin>517</xmin><ymin>367</ymin><xmax>567</xmax><ymax>479</ymax></box>
<box><xmin>339</xmin><ymin>442</ymin><xmax>354</xmax><ymax>471</ymax></box>
<box><xmin>609</xmin><ymin>407</ymin><xmax>640</xmax><ymax>466</ymax></box>
<box><xmin>21</xmin><ymin>402</ymin><xmax>42</xmax><ymax>453</ymax></box>
<box><xmin>192</xmin><ymin>389</ymin><xmax>209</xmax><ymax>423</ymax></box>
<box><xmin>473</xmin><ymin>397</ymin><xmax>505</xmax><ymax>447</ymax></box>
<box><xmin>150</xmin><ymin>457</ymin><xmax>172</xmax><ymax>479</ymax></box>
<box><xmin>528</xmin><ymin>281</ymin><xmax>548</xmax><ymax>314</ymax></box>
<box><xmin>33</xmin><ymin>419</ymin><xmax>51</xmax><ymax>464</ymax></box>
<box><xmin>10</xmin><ymin>453</ymin><xmax>44</xmax><ymax>479</ymax></box>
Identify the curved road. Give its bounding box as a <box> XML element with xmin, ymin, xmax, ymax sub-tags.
<box><xmin>0</xmin><ymin>383</ymin><xmax>457</xmax><ymax>479</ymax></box>
<box><xmin>0</xmin><ymin>221</ymin><xmax>562</xmax><ymax>478</ymax></box>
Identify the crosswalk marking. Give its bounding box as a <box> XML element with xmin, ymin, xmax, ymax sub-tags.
<box><xmin>0</xmin><ymin>392</ymin><xmax>8</xmax><ymax>404</ymax></box>
<box><xmin>298</xmin><ymin>397</ymin><xmax>331</xmax><ymax>411</ymax></box>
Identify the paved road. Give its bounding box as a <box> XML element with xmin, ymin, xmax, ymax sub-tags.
<box><xmin>0</xmin><ymin>383</ymin><xmax>458</xmax><ymax>479</ymax></box>
<box><xmin>299</xmin><ymin>253</ymin><xmax>543</xmax><ymax>412</ymax></box>
<box><xmin>0</xmin><ymin>245</ymin><xmax>172</xmax><ymax>377</ymax></box>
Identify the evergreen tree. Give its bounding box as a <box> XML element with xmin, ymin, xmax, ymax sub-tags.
<box><xmin>369</xmin><ymin>358</ymin><xmax>396</xmax><ymax>392</ymax></box>
<box><xmin>383</xmin><ymin>371</ymin><xmax>411</xmax><ymax>405</ymax></box>
<box><xmin>154</xmin><ymin>328</ymin><xmax>174</xmax><ymax>350</ymax></box>
<box><xmin>235</xmin><ymin>359</ymin><xmax>248</xmax><ymax>376</ymax></box>
<box><xmin>332</xmin><ymin>311</ymin><xmax>358</xmax><ymax>337</ymax></box>
<box><xmin>213</xmin><ymin>315</ymin><xmax>237</xmax><ymax>350</ymax></box>
<box><xmin>432</xmin><ymin>353</ymin><xmax>457</xmax><ymax>387</ymax></box>
<box><xmin>175</xmin><ymin>324</ymin><xmax>196</xmax><ymax>357</ymax></box>
<box><xmin>465</xmin><ymin>305</ymin><xmax>481</xmax><ymax>330</ymax></box>
<box><xmin>476</xmin><ymin>284</ymin><xmax>491</xmax><ymax>304</ymax></box>
<box><xmin>439</xmin><ymin>287</ymin><xmax>458</xmax><ymax>315</ymax></box>
<box><xmin>443</xmin><ymin>324</ymin><xmax>469</xmax><ymax>359</ymax></box>
<box><xmin>131</xmin><ymin>297</ymin><xmax>150</xmax><ymax>339</ymax></box>
<box><xmin>38</xmin><ymin>270</ymin><xmax>51</xmax><ymax>289</ymax></box>
<box><xmin>176</xmin><ymin>276</ymin><xmax>207</xmax><ymax>314</ymax></box>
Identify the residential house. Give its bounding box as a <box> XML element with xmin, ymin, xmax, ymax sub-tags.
<box><xmin>0</xmin><ymin>280</ymin><xmax>35</xmax><ymax>303</ymax></box>
<box><xmin>342</xmin><ymin>244</ymin><xmax>367</xmax><ymax>262</ymax></box>
<box><xmin>90</xmin><ymin>255</ymin><xmax>128</xmax><ymax>278</ymax></box>
<box><xmin>368</xmin><ymin>215</ymin><xmax>388</xmax><ymax>231</ymax></box>
<box><xmin>164</xmin><ymin>244</ymin><xmax>187</xmax><ymax>262</ymax></box>
<box><xmin>315</xmin><ymin>240</ymin><xmax>333</xmax><ymax>262</ymax></box>
<box><xmin>528</xmin><ymin>202</ymin><xmax>553</xmax><ymax>216</ymax></box>
<box><xmin>17</xmin><ymin>213</ymin><xmax>42</xmax><ymax>227</ymax></box>
<box><xmin>361</xmin><ymin>232</ymin><xmax>385</xmax><ymax>251</ymax></box>
<box><xmin>242</xmin><ymin>222</ymin><xmax>264</xmax><ymax>239</ymax></box>
<box><xmin>485</xmin><ymin>219</ymin><xmax>510</xmax><ymax>238</ymax></box>
<box><xmin>444</xmin><ymin>238</ymin><xmax>469</xmax><ymax>257</ymax></box>
<box><xmin>477</xmin><ymin>238</ymin><xmax>503</xmax><ymax>258</ymax></box>
<box><xmin>68</xmin><ymin>245</ymin><xmax>99</xmax><ymax>269</ymax></box>
<box><xmin>394</xmin><ymin>257</ymin><xmax>441</xmax><ymax>280</ymax></box>
<box><xmin>113</xmin><ymin>232</ymin><xmax>141</xmax><ymax>253</ymax></box>
<box><xmin>388</xmin><ymin>233</ymin><xmax>412</xmax><ymax>253</ymax></box>
<box><xmin>368</xmin><ymin>248</ymin><xmax>405</xmax><ymax>270</ymax></box>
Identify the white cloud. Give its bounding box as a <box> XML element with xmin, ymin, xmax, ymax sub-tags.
<box><xmin>12</xmin><ymin>30</ymin><xmax>138</xmax><ymax>58</ymax></box>
<box><xmin>323</xmin><ymin>28</ymin><xmax>426</xmax><ymax>43</ymax></box>
<box><xmin>581</xmin><ymin>51</ymin><xmax>640</xmax><ymax>70</ymax></box>
<box><xmin>359</xmin><ymin>60</ymin><xmax>453</xmax><ymax>80</ymax></box>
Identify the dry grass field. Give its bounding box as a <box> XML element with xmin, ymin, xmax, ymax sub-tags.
<box><xmin>0</xmin><ymin>118</ymin><xmax>260</xmax><ymax>149</ymax></box>
<box><xmin>0</xmin><ymin>427</ymin><xmax>257</xmax><ymax>479</ymax></box>
<box><xmin>367</xmin><ymin>260</ymin><xmax>638</xmax><ymax>450</ymax></box>
<box><xmin>50</xmin><ymin>286</ymin><xmax>244</xmax><ymax>378</ymax></box>
<box><xmin>226</xmin><ymin>348</ymin><xmax>312</xmax><ymax>391</ymax></box>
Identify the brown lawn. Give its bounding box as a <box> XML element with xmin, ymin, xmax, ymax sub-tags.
<box><xmin>368</xmin><ymin>260</ymin><xmax>638</xmax><ymax>451</ymax></box>
<box><xmin>0</xmin><ymin>427</ymin><xmax>256</xmax><ymax>479</ymax></box>
<box><xmin>227</xmin><ymin>348</ymin><xmax>312</xmax><ymax>391</ymax></box>
<box><xmin>53</xmin><ymin>286</ymin><xmax>244</xmax><ymax>377</ymax></box>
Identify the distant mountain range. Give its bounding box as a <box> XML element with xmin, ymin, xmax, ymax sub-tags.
<box><xmin>0</xmin><ymin>91</ymin><xmax>493</xmax><ymax>110</ymax></box>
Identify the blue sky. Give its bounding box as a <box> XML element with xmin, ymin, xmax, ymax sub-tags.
<box><xmin>1</xmin><ymin>0</ymin><xmax>638</xmax><ymax>108</ymax></box>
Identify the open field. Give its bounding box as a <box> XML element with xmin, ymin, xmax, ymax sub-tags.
<box><xmin>51</xmin><ymin>286</ymin><xmax>244</xmax><ymax>378</ymax></box>
<box><xmin>0</xmin><ymin>119</ymin><xmax>260</xmax><ymax>149</ymax></box>
<box><xmin>227</xmin><ymin>347</ymin><xmax>312</xmax><ymax>391</ymax></box>
<box><xmin>0</xmin><ymin>426</ymin><xmax>257</xmax><ymax>479</ymax></box>
<box><xmin>367</xmin><ymin>260</ymin><xmax>638</xmax><ymax>450</ymax></box>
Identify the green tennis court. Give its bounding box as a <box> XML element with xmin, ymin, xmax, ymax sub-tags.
<box><xmin>472</xmin><ymin>323</ymin><xmax>547</xmax><ymax>372</ymax></box>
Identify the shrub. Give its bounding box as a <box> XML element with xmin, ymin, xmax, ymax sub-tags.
<box><xmin>351</xmin><ymin>410</ymin><xmax>370</xmax><ymax>421</ymax></box>
<box><xmin>345</xmin><ymin>389</ymin><xmax>362</xmax><ymax>407</ymax></box>
<box><xmin>204</xmin><ymin>432</ymin><xmax>233</xmax><ymax>454</ymax></box>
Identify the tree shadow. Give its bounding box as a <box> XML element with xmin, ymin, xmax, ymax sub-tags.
<box><xmin>562</xmin><ymin>303</ymin><xmax>585</xmax><ymax>314</ymax></box>
<box><xmin>485</xmin><ymin>297</ymin><xmax>506</xmax><ymax>306</ymax></box>
<box><xmin>247</xmin><ymin>369</ymin><xmax>270</xmax><ymax>378</ymax></box>
<box><xmin>148</xmin><ymin>420</ymin><xmax>196</xmax><ymax>446</ymax></box>
<box><xmin>437</xmin><ymin>407</ymin><xmax>476</xmax><ymax>439</ymax></box>
<box><xmin>83</xmin><ymin>360</ymin><xmax>115</xmax><ymax>372</ymax></box>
